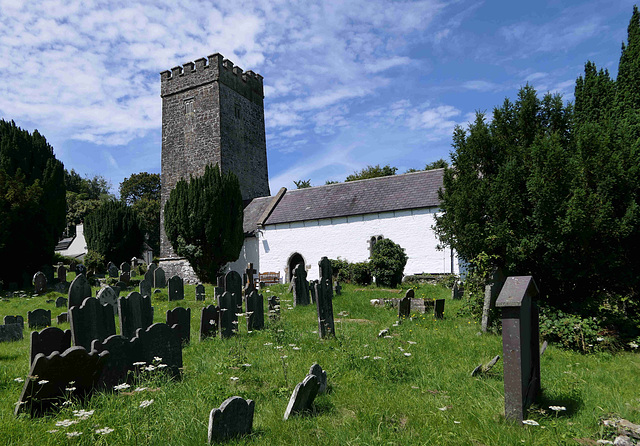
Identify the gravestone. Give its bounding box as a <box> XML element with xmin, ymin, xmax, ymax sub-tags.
<box><xmin>495</xmin><ymin>276</ymin><xmax>540</xmax><ymax>423</ymax></box>
<box><xmin>68</xmin><ymin>274</ymin><xmax>92</xmax><ymax>309</ymax></box>
<box><xmin>91</xmin><ymin>334</ymin><xmax>142</xmax><ymax>389</ymax></box>
<box><xmin>134</xmin><ymin>323</ymin><xmax>182</xmax><ymax>379</ymax></box>
<box><xmin>246</xmin><ymin>290</ymin><xmax>264</xmax><ymax>331</ymax></box>
<box><xmin>144</xmin><ymin>262</ymin><xmax>157</xmax><ymax>284</ymax></box>
<box><xmin>30</xmin><ymin>327</ymin><xmax>72</xmax><ymax>366</ymax></box>
<box><xmin>118</xmin><ymin>292</ymin><xmax>154</xmax><ymax>339</ymax></box>
<box><xmin>224</xmin><ymin>271</ymin><xmax>242</xmax><ymax>313</ymax></box>
<box><xmin>119</xmin><ymin>271</ymin><xmax>130</xmax><ymax>286</ymax></box>
<box><xmin>315</xmin><ymin>257</ymin><xmax>335</xmax><ymax>339</ymax></box>
<box><xmin>168</xmin><ymin>275</ymin><xmax>184</xmax><ymax>301</ymax></box>
<box><xmin>398</xmin><ymin>295</ymin><xmax>411</xmax><ymax>319</ymax></box>
<box><xmin>268</xmin><ymin>296</ymin><xmax>280</xmax><ymax>321</ymax></box>
<box><xmin>115</xmin><ymin>281</ymin><xmax>127</xmax><ymax>292</ymax></box>
<box><xmin>41</xmin><ymin>265</ymin><xmax>54</xmax><ymax>285</ymax></box>
<box><xmin>154</xmin><ymin>267</ymin><xmax>166</xmax><ymax>288</ymax></box>
<box><xmin>69</xmin><ymin>297</ymin><xmax>116</xmax><ymax>350</ymax></box>
<box><xmin>471</xmin><ymin>355</ymin><xmax>501</xmax><ymax>377</ymax></box>
<box><xmin>283</xmin><ymin>374</ymin><xmax>320</xmax><ymax>420</ymax></box>
<box><xmin>309</xmin><ymin>363</ymin><xmax>327</xmax><ymax>394</ymax></box>
<box><xmin>208</xmin><ymin>396</ymin><xmax>255</xmax><ymax>443</ymax></box>
<box><xmin>292</xmin><ymin>263</ymin><xmax>310</xmax><ymax>306</ymax></box>
<box><xmin>75</xmin><ymin>263</ymin><xmax>86</xmax><ymax>276</ymax></box>
<box><xmin>166</xmin><ymin>307</ymin><xmax>191</xmax><ymax>345</ymax></box>
<box><xmin>245</xmin><ymin>263</ymin><xmax>257</xmax><ymax>289</ymax></box>
<box><xmin>56</xmin><ymin>312</ymin><xmax>68</xmax><ymax>324</ymax></box>
<box><xmin>15</xmin><ymin>346</ymin><xmax>109</xmax><ymax>417</ymax></box>
<box><xmin>68</xmin><ymin>259</ymin><xmax>77</xmax><ymax>273</ymax></box>
<box><xmin>200</xmin><ymin>305</ymin><xmax>220</xmax><ymax>340</ymax></box>
<box><xmin>108</xmin><ymin>263</ymin><xmax>119</xmax><ymax>278</ymax></box>
<box><xmin>214</xmin><ymin>276</ymin><xmax>225</xmax><ymax>303</ymax></box>
<box><xmin>434</xmin><ymin>299</ymin><xmax>445</xmax><ymax>319</ymax></box>
<box><xmin>0</xmin><ymin>317</ymin><xmax>23</xmax><ymax>342</ymax></box>
<box><xmin>482</xmin><ymin>268</ymin><xmax>506</xmax><ymax>332</ymax></box>
<box><xmin>333</xmin><ymin>281</ymin><xmax>342</xmax><ymax>296</ymax></box>
<box><xmin>97</xmin><ymin>286</ymin><xmax>118</xmax><ymax>316</ymax></box>
<box><xmin>4</xmin><ymin>315</ymin><xmax>24</xmax><ymax>327</ymax></box>
<box><xmin>120</xmin><ymin>262</ymin><xmax>131</xmax><ymax>274</ymax></box>
<box><xmin>33</xmin><ymin>271</ymin><xmax>47</xmax><ymax>295</ymax></box>
<box><xmin>56</xmin><ymin>265</ymin><xmax>67</xmax><ymax>283</ymax></box>
<box><xmin>139</xmin><ymin>278</ymin><xmax>152</xmax><ymax>298</ymax></box>
<box><xmin>452</xmin><ymin>281</ymin><xmax>463</xmax><ymax>300</ymax></box>
<box><xmin>219</xmin><ymin>291</ymin><xmax>236</xmax><ymax>339</ymax></box>
<box><xmin>55</xmin><ymin>296</ymin><xmax>67</xmax><ymax>308</ymax></box>
<box><xmin>309</xmin><ymin>280</ymin><xmax>318</xmax><ymax>303</ymax></box>
<box><xmin>195</xmin><ymin>283</ymin><xmax>206</xmax><ymax>301</ymax></box>
<box><xmin>28</xmin><ymin>309</ymin><xmax>51</xmax><ymax>329</ymax></box>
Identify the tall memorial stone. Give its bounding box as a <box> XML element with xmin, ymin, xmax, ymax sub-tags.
<box><xmin>224</xmin><ymin>271</ymin><xmax>242</xmax><ymax>313</ymax></box>
<box><xmin>144</xmin><ymin>262</ymin><xmax>157</xmax><ymax>284</ymax></box>
<box><xmin>139</xmin><ymin>279</ymin><xmax>152</xmax><ymax>298</ymax></box>
<box><xmin>219</xmin><ymin>291</ymin><xmax>236</xmax><ymax>338</ymax></box>
<box><xmin>315</xmin><ymin>257</ymin><xmax>335</xmax><ymax>339</ymax></box>
<box><xmin>154</xmin><ymin>267</ymin><xmax>166</xmax><ymax>288</ymax></box>
<box><xmin>482</xmin><ymin>268</ymin><xmax>506</xmax><ymax>332</ymax></box>
<box><xmin>69</xmin><ymin>297</ymin><xmax>116</xmax><ymax>350</ymax></box>
<box><xmin>200</xmin><ymin>305</ymin><xmax>220</xmax><ymax>340</ymax></box>
<box><xmin>292</xmin><ymin>263</ymin><xmax>310</xmax><ymax>306</ymax></box>
<box><xmin>268</xmin><ymin>296</ymin><xmax>280</xmax><ymax>321</ymax></box>
<box><xmin>168</xmin><ymin>275</ymin><xmax>184</xmax><ymax>301</ymax></box>
<box><xmin>166</xmin><ymin>307</ymin><xmax>191</xmax><ymax>345</ymax></box>
<box><xmin>118</xmin><ymin>292</ymin><xmax>154</xmax><ymax>339</ymax></box>
<box><xmin>398</xmin><ymin>295</ymin><xmax>411</xmax><ymax>319</ymax></box>
<box><xmin>246</xmin><ymin>290</ymin><xmax>264</xmax><ymax>331</ymax></box>
<box><xmin>56</xmin><ymin>265</ymin><xmax>67</xmax><ymax>283</ymax></box>
<box><xmin>68</xmin><ymin>274</ymin><xmax>92</xmax><ymax>310</ymax></box>
<box><xmin>91</xmin><ymin>334</ymin><xmax>142</xmax><ymax>389</ymax></box>
<box><xmin>120</xmin><ymin>262</ymin><xmax>131</xmax><ymax>274</ymax></box>
<box><xmin>214</xmin><ymin>276</ymin><xmax>225</xmax><ymax>303</ymax></box>
<box><xmin>108</xmin><ymin>262</ymin><xmax>119</xmax><ymax>278</ymax></box>
<box><xmin>134</xmin><ymin>323</ymin><xmax>182</xmax><ymax>379</ymax></box>
<box><xmin>495</xmin><ymin>276</ymin><xmax>541</xmax><ymax>423</ymax></box>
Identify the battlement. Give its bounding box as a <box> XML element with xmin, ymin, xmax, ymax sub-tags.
<box><xmin>160</xmin><ymin>53</ymin><xmax>263</xmax><ymax>104</ymax></box>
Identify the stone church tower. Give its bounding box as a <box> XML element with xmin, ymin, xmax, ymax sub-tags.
<box><xmin>159</xmin><ymin>53</ymin><xmax>270</xmax><ymax>268</ymax></box>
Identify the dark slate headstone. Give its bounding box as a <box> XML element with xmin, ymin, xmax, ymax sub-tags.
<box><xmin>56</xmin><ymin>312</ymin><xmax>68</xmax><ymax>324</ymax></box>
<box><xmin>133</xmin><ymin>323</ymin><xmax>182</xmax><ymax>379</ymax></box>
<box><xmin>91</xmin><ymin>334</ymin><xmax>142</xmax><ymax>389</ymax></box>
<box><xmin>245</xmin><ymin>263</ymin><xmax>257</xmax><ymax>289</ymax></box>
<box><xmin>200</xmin><ymin>305</ymin><xmax>220</xmax><ymax>341</ymax></box>
<box><xmin>75</xmin><ymin>263</ymin><xmax>86</xmax><ymax>276</ymax></box>
<box><xmin>166</xmin><ymin>307</ymin><xmax>191</xmax><ymax>345</ymax></box>
<box><xmin>283</xmin><ymin>374</ymin><xmax>320</xmax><ymax>420</ymax></box>
<box><xmin>471</xmin><ymin>355</ymin><xmax>501</xmax><ymax>377</ymax></box>
<box><xmin>292</xmin><ymin>263</ymin><xmax>310</xmax><ymax>306</ymax></box>
<box><xmin>119</xmin><ymin>262</ymin><xmax>131</xmax><ymax>273</ymax></box>
<box><xmin>15</xmin><ymin>346</ymin><xmax>109</xmax><ymax>417</ymax></box>
<box><xmin>69</xmin><ymin>297</ymin><xmax>116</xmax><ymax>351</ymax></box>
<box><xmin>315</xmin><ymin>257</ymin><xmax>335</xmax><ymax>339</ymax></box>
<box><xmin>5</xmin><ymin>315</ymin><xmax>24</xmax><ymax>327</ymax></box>
<box><xmin>309</xmin><ymin>363</ymin><xmax>328</xmax><ymax>394</ymax></box>
<box><xmin>119</xmin><ymin>271</ymin><xmax>130</xmax><ymax>286</ymax></box>
<box><xmin>30</xmin><ymin>327</ymin><xmax>72</xmax><ymax>366</ymax></box>
<box><xmin>195</xmin><ymin>283</ymin><xmax>206</xmax><ymax>301</ymax></box>
<box><xmin>41</xmin><ymin>265</ymin><xmax>54</xmax><ymax>285</ymax></box>
<box><xmin>219</xmin><ymin>291</ymin><xmax>236</xmax><ymax>339</ymax></box>
<box><xmin>115</xmin><ymin>281</ymin><xmax>127</xmax><ymax>292</ymax></box>
<box><xmin>482</xmin><ymin>268</ymin><xmax>506</xmax><ymax>332</ymax></box>
<box><xmin>97</xmin><ymin>286</ymin><xmax>118</xmax><ymax>315</ymax></box>
<box><xmin>56</xmin><ymin>265</ymin><xmax>67</xmax><ymax>283</ymax></box>
<box><xmin>268</xmin><ymin>295</ymin><xmax>280</xmax><ymax>321</ymax></box>
<box><xmin>144</xmin><ymin>262</ymin><xmax>157</xmax><ymax>284</ymax></box>
<box><xmin>405</xmin><ymin>288</ymin><xmax>415</xmax><ymax>299</ymax></box>
<box><xmin>246</xmin><ymin>290</ymin><xmax>264</xmax><ymax>331</ymax></box>
<box><xmin>398</xmin><ymin>296</ymin><xmax>411</xmax><ymax>319</ymax></box>
<box><xmin>153</xmin><ymin>267</ymin><xmax>166</xmax><ymax>288</ymax></box>
<box><xmin>452</xmin><ymin>282</ymin><xmax>463</xmax><ymax>300</ymax></box>
<box><xmin>495</xmin><ymin>276</ymin><xmax>540</xmax><ymax>423</ymax></box>
<box><xmin>214</xmin><ymin>277</ymin><xmax>224</xmax><ymax>303</ymax></box>
<box><xmin>434</xmin><ymin>299</ymin><xmax>445</xmax><ymax>319</ymax></box>
<box><xmin>168</xmin><ymin>275</ymin><xmax>184</xmax><ymax>301</ymax></box>
<box><xmin>0</xmin><ymin>322</ymin><xmax>23</xmax><ymax>342</ymax></box>
<box><xmin>333</xmin><ymin>281</ymin><xmax>342</xmax><ymax>296</ymax></box>
<box><xmin>118</xmin><ymin>292</ymin><xmax>154</xmax><ymax>339</ymax></box>
<box><xmin>108</xmin><ymin>263</ymin><xmax>119</xmax><ymax>278</ymax></box>
<box><xmin>68</xmin><ymin>273</ymin><xmax>92</xmax><ymax>310</ymax></box>
<box><xmin>224</xmin><ymin>271</ymin><xmax>242</xmax><ymax>313</ymax></box>
<box><xmin>139</xmin><ymin>278</ymin><xmax>152</xmax><ymax>298</ymax></box>
<box><xmin>309</xmin><ymin>280</ymin><xmax>318</xmax><ymax>303</ymax></box>
<box><xmin>55</xmin><ymin>296</ymin><xmax>67</xmax><ymax>308</ymax></box>
<box><xmin>33</xmin><ymin>271</ymin><xmax>47</xmax><ymax>295</ymax></box>
<box><xmin>28</xmin><ymin>309</ymin><xmax>51</xmax><ymax>329</ymax></box>
<box><xmin>208</xmin><ymin>396</ymin><xmax>255</xmax><ymax>444</ymax></box>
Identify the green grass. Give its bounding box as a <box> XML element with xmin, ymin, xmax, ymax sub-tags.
<box><xmin>1</xmin><ymin>281</ymin><xmax>639</xmax><ymax>445</ymax></box>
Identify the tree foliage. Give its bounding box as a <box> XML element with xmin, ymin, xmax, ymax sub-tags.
<box><xmin>84</xmin><ymin>200</ymin><xmax>144</xmax><ymax>265</ymax></box>
<box><xmin>345</xmin><ymin>164</ymin><xmax>397</xmax><ymax>182</ymax></box>
<box><xmin>370</xmin><ymin>238</ymin><xmax>408</xmax><ymax>288</ymax></box>
<box><xmin>119</xmin><ymin>172</ymin><xmax>161</xmax><ymax>255</ymax></box>
<box><xmin>435</xmin><ymin>7</ymin><xmax>640</xmax><ymax>311</ymax></box>
<box><xmin>163</xmin><ymin>164</ymin><xmax>244</xmax><ymax>283</ymax></box>
<box><xmin>64</xmin><ymin>169</ymin><xmax>113</xmax><ymax>227</ymax></box>
<box><xmin>293</xmin><ymin>179</ymin><xmax>311</xmax><ymax>189</ymax></box>
<box><xmin>0</xmin><ymin>120</ymin><xmax>66</xmax><ymax>284</ymax></box>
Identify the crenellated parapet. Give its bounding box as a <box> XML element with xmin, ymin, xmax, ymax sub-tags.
<box><xmin>160</xmin><ymin>53</ymin><xmax>264</xmax><ymax>105</ymax></box>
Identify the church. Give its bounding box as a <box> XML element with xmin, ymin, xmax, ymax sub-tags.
<box><xmin>158</xmin><ymin>53</ymin><xmax>463</xmax><ymax>283</ymax></box>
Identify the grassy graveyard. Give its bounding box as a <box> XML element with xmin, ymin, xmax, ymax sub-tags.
<box><xmin>1</xmin><ymin>281</ymin><xmax>639</xmax><ymax>445</ymax></box>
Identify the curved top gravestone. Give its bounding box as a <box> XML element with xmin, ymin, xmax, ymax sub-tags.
<box><xmin>33</xmin><ymin>272</ymin><xmax>47</xmax><ymax>295</ymax></box>
<box><xmin>208</xmin><ymin>396</ymin><xmax>255</xmax><ymax>443</ymax></box>
<box><xmin>154</xmin><ymin>267</ymin><xmax>166</xmax><ymax>288</ymax></box>
<box><xmin>68</xmin><ymin>274</ymin><xmax>92</xmax><ymax>309</ymax></box>
<box><xmin>97</xmin><ymin>286</ymin><xmax>118</xmax><ymax>315</ymax></box>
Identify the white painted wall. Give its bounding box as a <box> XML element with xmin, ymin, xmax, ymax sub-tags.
<box><xmin>257</xmin><ymin>207</ymin><xmax>463</xmax><ymax>282</ymax></box>
<box><xmin>56</xmin><ymin>224</ymin><xmax>88</xmax><ymax>259</ymax></box>
<box><xmin>224</xmin><ymin>236</ymin><xmax>259</xmax><ymax>275</ymax></box>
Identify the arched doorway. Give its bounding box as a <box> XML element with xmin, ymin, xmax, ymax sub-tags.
<box><xmin>287</xmin><ymin>252</ymin><xmax>305</xmax><ymax>282</ymax></box>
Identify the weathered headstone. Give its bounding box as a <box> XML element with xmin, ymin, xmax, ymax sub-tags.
<box><xmin>115</xmin><ymin>281</ymin><xmax>127</xmax><ymax>293</ymax></box>
<box><xmin>91</xmin><ymin>334</ymin><xmax>142</xmax><ymax>389</ymax></box>
<box><xmin>452</xmin><ymin>281</ymin><xmax>463</xmax><ymax>300</ymax></box>
<box><xmin>68</xmin><ymin>273</ymin><xmax>92</xmax><ymax>310</ymax></box>
<box><xmin>268</xmin><ymin>295</ymin><xmax>280</xmax><ymax>321</ymax></box>
<box><xmin>75</xmin><ymin>263</ymin><xmax>86</xmax><ymax>276</ymax></box>
<box><xmin>168</xmin><ymin>275</ymin><xmax>184</xmax><ymax>301</ymax></box>
<box><xmin>41</xmin><ymin>265</ymin><xmax>54</xmax><ymax>285</ymax></box>
<box><xmin>144</xmin><ymin>262</ymin><xmax>157</xmax><ymax>284</ymax></box>
<box><xmin>15</xmin><ymin>346</ymin><xmax>109</xmax><ymax>417</ymax></box>
<box><xmin>200</xmin><ymin>305</ymin><xmax>220</xmax><ymax>340</ymax></box>
<box><xmin>97</xmin><ymin>286</ymin><xmax>118</xmax><ymax>315</ymax></box>
<box><xmin>119</xmin><ymin>262</ymin><xmax>131</xmax><ymax>274</ymax></box>
<box><xmin>245</xmin><ymin>263</ymin><xmax>257</xmax><ymax>289</ymax></box>
<box><xmin>495</xmin><ymin>276</ymin><xmax>540</xmax><ymax>423</ymax></box>
<box><xmin>283</xmin><ymin>374</ymin><xmax>320</xmax><ymax>420</ymax></box>
<box><xmin>434</xmin><ymin>299</ymin><xmax>445</xmax><ymax>319</ymax></box>
<box><xmin>4</xmin><ymin>315</ymin><xmax>24</xmax><ymax>327</ymax></box>
<box><xmin>405</xmin><ymin>288</ymin><xmax>415</xmax><ymax>299</ymax></box>
<box><xmin>118</xmin><ymin>292</ymin><xmax>154</xmax><ymax>339</ymax></box>
<box><xmin>108</xmin><ymin>263</ymin><xmax>119</xmax><ymax>278</ymax></box>
<box><xmin>33</xmin><ymin>271</ymin><xmax>47</xmax><ymax>295</ymax></box>
<box><xmin>333</xmin><ymin>281</ymin><xmax>342</xmax><ymax>296</ymax></box>
<box><xmin>119</xmin><ymin>271</ymin><xmax>130</xmax><ymax>286</ymax></box>
<box><xmin>309</xmin><ymin>363</ymin><xmax>328</xmax><ymax>394</ymax></box>
<box><xmin>0</xmin><ymin>317</ymin><xmax>23</xmax><ymax>342</ymax></box>
<box><xmin>315</xmin><ymin>257</ymin><xmax>335</xmax><ymax>339</ymax></box>
<box><xmin>195</xmin><ymin>283</ymin><xmax>206</xmax><ymax>301</ymax></box>
<box><xmin>219</xmin><ymin>291</ymin><xmax>237</xmax><ymax>338</ymax></box>
<box><xmin>133</xmin><ymin>323</ymin><xmax>182</xmax><ymax>379</ymax></box>
<box><xmin>309</xmin><ymin>280</ymin><xmax>318</xmax><ymax>303</ymax></box>
<box><xmin>471</xmin><ymin>355</ymin><xmax>501</xmax><ymax>377</ymax></box>
<box><xmin>246</xmin><ymin>290</ymin><xmax>264</xmax><ymax>331</ymax></box>
<box><xmin>482</xmin><ymin>268</ymin><xmax>506</xmax><ymax>332</ymax></box>
<box><xmin>30</xmin><ymin>327</ymin><xmax>72</xmax><ymax>366</ymax></box>
<box><xmin>166</xmin><ymin>307</ymin><xmax>191</xmax><ymax>345</ymax></box>
<box><xmin>292</xmin><ymin>263</ymin><xmax>310</xmax><ymax>306</ymax></box>
<box><xmin>208</xmin><ymin>396</ymin><xmax>255</xmax><ymax>444</ymax></box>
<box><xmin>398</xmin><ymin>295</ymin><xmax>411</xmax><ymax>319</ymax></box>
<box><xmin>154</xmin><ymin>267</ymin><xmax>166</xmax><ymax>288</ymax></box>
<box><xmin>69</xmin><ymin>297</ymin><xmax>116</xmax><ymax>350</ymax></box>
<box><xmin>56</xmin><ymin>265</ymin><xmax>67</xmax><ymax>283</ymax></box>
<box><xmin>214</xmin><ymin>276</ymin><xmax>225</xmax><ymax>303</ymax></box>
<box><xmin>55</xmin><ymin>296</ymin><xmax>67</xmax><ymax>308</ymax></box>
<box><xmin>56</xmin><ymin>312</ymin><xmax>68</xmax><ymax>324</ymax></box>
<box><xmin>224</xmin><ymin>271</ymin><xmax>242</xmax><ymax>313</ymax></box>
<box><xmin>28</xmin><ymin>309</ymin><xmax>51</xmax><ymax>329</ymax></box>
<box><xmin>139</xmin><ymin>278</ymin><xmax>152</xmax><ymax>298</ymax></box>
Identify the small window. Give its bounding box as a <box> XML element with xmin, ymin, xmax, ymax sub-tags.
<box><xmin>369</xmin><ymin>235</ymin><xmax>384</xmax><ymax>257</ymax></box>
<box><xmin>184</xmin><ymin>99</ymin><xmax>194</xmax><ymax>114</ymax></box>
<box><xmin>234</xmin><ymin>105</ymin><xmax>241</xmax><ymax>119</ymax></box>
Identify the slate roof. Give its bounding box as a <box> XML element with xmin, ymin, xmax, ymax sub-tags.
<box><xmin>257</xmin><ymin>168</ymin><xmax>444</xmax><ymax>226</ymax></box>
<box><xmin>243</xmin><ymin>195</ymin><xmax>273</xmax><ymax>234</ymax></box>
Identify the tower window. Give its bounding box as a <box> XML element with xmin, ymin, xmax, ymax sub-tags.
<box><xmin>184</xmin><ymin>99</ymin><xmax>194</xmax><ymax>114</ymax></box>
<box><xmin>234</xmin><ymin>104</ymin><xmax>241</xmax><ymax>119</ymax></box>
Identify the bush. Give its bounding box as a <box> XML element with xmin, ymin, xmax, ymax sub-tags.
<box><xmin>351</xmin><ymin>262</ymin><xmax>372</xmax><ymax>285</ymax></box>
<box><xmin>83</xmin><ymin>250</ymin><xmax>105</xmax><ymax>275</ymax></box>
<box><xmin>370</xmin><ymin>239</ymin><xmax>407</xmax><ymax>287</ymax></box>
<box><xmin>330</xmin><ymin>258</ymin><xmax>350</xmax><ymax>280</ymax></box>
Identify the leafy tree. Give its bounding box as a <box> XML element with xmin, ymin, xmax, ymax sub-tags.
<box><xmin>325</xmin><ymin>180</ymin><xmax>339</xmax><ymax>185</ymax></box>
<box><xmin>370</xmin><ymin>238</ymin><xmax>407</xmax><ymax>288</ymax></box>
<box><xmin>84</xmin><ymin>200</ymin><xmax>144</xmax><ymax>265</ymax></box>
<box><xmin>345</xmin><ymin>164</ymin><xmax>397</xmax><ymax>182</ymax></box>
<box><xmin>64</xmin><ymin>169</ymin><xmax>113</xmax><ymax>228</ymax></box>
<box><xmin>164</xmin><ymin>164</ymin><xmax>244</xmax><ymax>283</ymax></box>
<box><xmin>424</xmin><ymin>158</ymin><xmax>448</xmax><ymax>170</ymax></box>
<box><xmin>119</xmin><ymin>172</ymin><xmax>161</xmax><ymax>255</ymax></box>
<box><xmin>0</xmin><ymin>120</ymin><xmax>66</xmax><ymax>284</ymax></box>
<box><xmin>293</xmin><ymin>179</ymin><xmax>311</xmax><ymax>189</ymax></box>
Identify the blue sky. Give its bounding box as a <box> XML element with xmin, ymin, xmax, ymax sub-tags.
<box><xmin>0</xmin><ymin>0</ymin><xmax>635</xmax><ymax>195</ymax></box>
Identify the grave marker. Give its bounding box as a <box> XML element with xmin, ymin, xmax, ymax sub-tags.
<box><xmin>154</xmin><ymin>267</ymin><xmax>166</xmax><ymax>288</ymax></box>
<box><xmin>195</xmin><ymin>283</ymin><xmax>206</xmax><ymax>301</ymax></box>
<box><xmin>434</xmin><ymin>299</ymin><xmax>445</xmax><ymax>319</ymax></box>
<box><xmin>268</xmin><ymin>296</ymin><xmax>280</xmax><ymax>321</ymax></box>
<box><xmin>108</xmin><ymin>263</ymin><xmax>119</xmax><ymax>278</ymax></box>
<box><xmin>283</xmin><ymin>374</ymin><xmax>320</xmax><ymax>420</ymax></box>
<box><xmin>118</xmin><ymin>292</ymin><xmax>154</xmax><ymax>339</ymax></box>
<box><xmin>97</xmin><ymin>286</ymin><xmax>118</xmax><ymax>315</ymax></box>
<box><xmin>69</xmin><ymin>297</ymin><xmax>116</xmax><ymax>350</ymax></box>
<box><xmin>56</xmin><ymin>265</ymin><xmax>67</xmax><ymax>283</ymax></box>
<box><xmin>292</xmin><ymin>263</ymin><xmax>310</xmax><ymax>306</ymax></box>
<box><xmin>482</xmin><ymin>268</ymin><xmax>506</xmax><ymax>332</ymax></box>
<box><xmin>120</xmin><ymin>262</ymin><xmax>131</xmax><ymax>273</ymax></box>
<box><xmin>224</xmin><ymin>271</ymin><xmax>242</xmax><ymax>313</ymax></box>
<box><xmin>33</xmin><ymin>271</ymin><xmax>47</xmax><ymax>295</ymax></box>
<box><xmin>214</xmin><ymin>276</ymin><xmax>225</xmax><ymax>303</ymax></box>
<box><xmin>0</xmin><ymin>320</ymin><xmax>23</xmax><ymax>342</ymax></box>
<box><xmin>75</xmin><ymin>263</ymin><xmax>87</xmax><ymax>276</ymax></box>
<box><xmin>28</xmin><ymin>309</ymin><xmax>51</xmax><ymax>328</ymax></box>
<box><xmin>4</xmin><ymin>315</ymin><xmax>24</xmax><ymax>327</ymax></box>
<box><xmin>55</xmin><ymin>296</ymin><xmax>67</xmax><ymax>308</ymax></box>
<box><xmin>56</xmin><ymin>312</ymin><xmax>68</xmax><ymax>324</ymax></box>
<box><xmin>68</xmin><ymin>273</ymin><xmax>92</xmax><ymax>309</ymax></box>
<box><xmin>219</xmin><ymin>291</ymin><xmax>236</xmax><ymax>338</ymax></box>
<box><xmin>30</xmin><ymin>327</ymin><xmax>72</xmax><ymax>366</ymax></box>
<box><xmin>166</xmin><ymin>306</ymin><xmax>191</xmax><ymax>345</ymax></box>
<box><xmin>208</xmin><ymin>396</ymin><xmax>255</xmax><ymax>443</ymax></box>
<box><xmin>168</xmin><ymin>275</ymin><xmax>184</xmax><ymax>301</ymax></box>
<box><xmin>398</xmin><ymin>295</ymin><xmax>411</xmax><ymax>319</ymax></box>
<box><xmin>91</xmin><ymin>334</ymin><xmax>142</xmax><ymax>389</ymax></box>
<box><xmin>119</xmin><ymin>271</ymin><xmax>130</xmax><ymax>285</ymax></box>
<box><xmin>246</xmin><ymin>290</ymin><xmax>264</xmax><ymax>331</ymax></box>
<box><xmin>200</xmin><ymin>305</ymin><xmax>220</xmax><ymax>340</ymax></box>
<box><xmin>134</xmin><ymin>323</ymin><xmax>182</xmax><ymax>379</ymax></box>
<box><xmin>309</xmin><ymin>363</ymin><xmax>328</xmax><ymax>394</ymax></box>
<box><xmin>315</xmin><ymin>257</ymin><xmax>335</xmax><ymax>339</ymax></box>
<box><xmin>144</xmin><ymin>262</ymin><xmax>157</xmax><ymax>284</ymax></box>
<box><xmin>333</xmin><ymin>281</ymin><xmax>342</xmax><ymax>296</ymax></box>
<box><xmin>139</xmin><ymin>278</ymin><xmax>152</xmax><ymax>298</ymax></box>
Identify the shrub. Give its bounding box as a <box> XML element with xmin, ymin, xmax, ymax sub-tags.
<box><xmin>370</xmin><ymin>239</ymin><xmax>407</xmax><ymax>287</ymax></box>
<box><xmin>351</xmin><ymin>262</ymin><xmax>372</xmax><ymax>285</ymax></box>
<box><xmin>83</xmin><ymin>250</ymin><xmax>105</xmax><ymax>275</ymax></box>
<box><xmin>330</xmin><ymin>258</ymin><xmax>350</xmax><ymax>280</ymax></box>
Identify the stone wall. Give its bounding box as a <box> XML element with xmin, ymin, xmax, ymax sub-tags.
<box><xmin>158</xmin><ymin>258</ymin><xmax>199</xmax><ymax>284</ymax></box>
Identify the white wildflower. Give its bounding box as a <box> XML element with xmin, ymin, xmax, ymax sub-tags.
<box><xmin>134</xmin><ymin>387</ymin><xmax>147</xmax><ymax>392</ymax></box>
<box><xmin>522</xmin><ymin>419</ymin><xmax>539</xmax><ymax>426</ymax></box>
<box><xmin>629</xmin><ymin>341</ymin><xmax>639</xmax><ymax>349</ymax></box>
<box><xmin>153</xmin><ymin>356</ymin><xmax>162</xmax><ymax>362</ymax></box>
<box><xmin>230</xmin><ymin>377</ymin><xmax>239</xmax><ymax>381</ymax></box>
<box><xmin>597</xmin><ymin>337</ymin><xmax>604</xmax><ymax>342</ymax></box>
<box><xmin>114</xmin><ymin>383</ymin><xmax>130</xmax><ymax>391</ymax></box>
<box><xmin>66</xmin><ymin>431</ymin><xmax>82</xmax><ymax>437</ymax></box>
<box><xmin>404</xmin><ymin>352</ymin><xmax>412</xmax><ymax>357</ymax></box>
<box><xmin>38</xmin><ymin>380</ymin><xmax>49</xmax><ymax>385</ymax></box>
<box><xmin>362</xmin><ymin>356</ymin><xmax>370</xmax><ymax>359</ymax></box>
<box><xmin>47</xmin><ymin>429</ymin><xmax>58</xmax><ymax>433</ymax></box>
<box><xmin>407</xmin><ymin>341</ymin><xmax>417</xmax><ymax>345</ymax></box>
<box><xmin>56</xmin><ymin>419</ymin><xmax>78</xmax><ymax>427</ymax></box>
<box><xmin>65</xmin><ymin>386</ymin><xmax>76</xmax><ymax>392</ymax></box>
<box><xmin>293</xmin><ymin>347</ymin><xmax>301</xmax><ymax>351</ymax></box>
<box><xmin>549</xmin><ymin>405</ymin><xmax>566</xmax><ymax>411</ymax></box>
<box><xmin>454</xmin><ymin>421</ymin><xmax>461</xmax><ymax>424</ymax></box>
<box><xmin>373</xmin><ymin>356</ymin><xmax>382</xmax><ymax>360</ymax></box>
<box><xmin>157</xmin><ymin>364</ymin><xmax>167</xmax><ymax>369</ymax></box>
<box><xmin>139</xmin><ymin>399</ymin><xmax>154</xmax><ymax>408</ymax></box>
<box><xmin>96</xmin><ymin>427</ymin><xmax>115</xmax><ymax>435</ymax></box>
<box><xmin>132</xmin><ymin>361</ymin><xmax>146</xmax><ymax>366</ymax></box>
<box><xmin>145</xmin><ymin>365</ymin><xmax>156</xmax><ymax>372</ymax></box>
<box><xmin>264</xmin><ymin>342</ymin><xmax>273</xmax><ymax>346</ymax></box>
<box><xmin>438</xmin><ymin>407</ymin><xmax>448</xmax><ymax>411</ymax></box>
<box><xmin>242</xmin><ymin>363</ymin><xmax>252</xmax><ymax>367</ymax></box>
<box><xmin>14</xmin><ymin>377</ymin><xmax>24</xmax><ymax>383</ymax></box>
